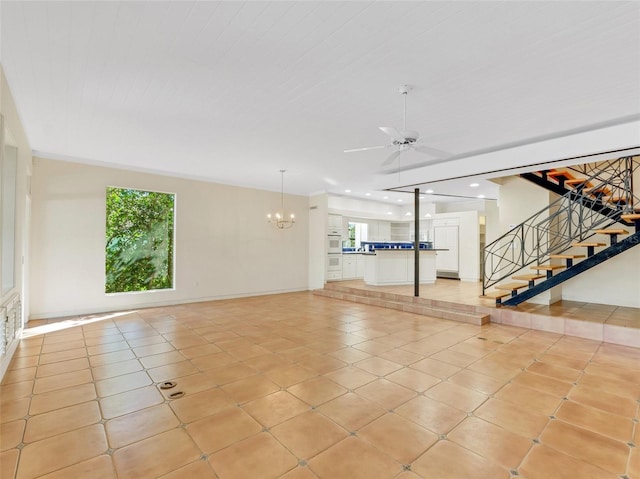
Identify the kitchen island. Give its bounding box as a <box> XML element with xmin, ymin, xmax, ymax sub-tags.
<box><xmin>363</xmin><ymin>249</ymin><xmax>443</xmax><ymax>286</ymax></box>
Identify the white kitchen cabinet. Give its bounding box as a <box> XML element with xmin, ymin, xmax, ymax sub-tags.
<box><xmin>327</xmin><ymin>214</ymin><xmax>342</xmax><ymax>235</ymax></box>
<box><xmin>342</xmin><ymin>255</ymin><xmax>357</xmax><ymax>279</ymax></box>
<box><xmin>367</xmin><ymin>221</ymin><xmax>379</xmax><ymax>240</ymax></box>
<box><xmin>356</xmin><ymin>255</ymin><xmax>365</xmax><ymax>278</ymax></box>
<box><xmin>377</xmin><ymin>221</ymin><xmax>391</xmax><ymax>241</ymax></box>
<box><xmin>390</xmin><ymin>222</ymin><xmax>410</xmax><ymax>242</ymax></box>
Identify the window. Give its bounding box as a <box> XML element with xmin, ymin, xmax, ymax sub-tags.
<box><xmin>347</xmin><ymin>222</ymin><xmax>368</xmax><ymax>249</ymax></box>
<box><xmin>105</xmin><ymin>187</ymin><xmax>175</xmax><ymax>293</ymax></box>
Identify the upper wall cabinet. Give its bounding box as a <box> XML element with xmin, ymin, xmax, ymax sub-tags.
<box><xmin>390</xmin><ymin>222</ymin><xmax>410</xmax><ymax>242</ymax></box>
<box><xmin>327</xmin><ymin>214</ymin><xmax>342</xmax><ymax>235</ymax></box>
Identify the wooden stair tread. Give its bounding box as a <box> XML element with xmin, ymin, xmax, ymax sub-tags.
<box><xmin>549</xmin><ymin>254</ymin><xmax>585</xmax><ymax>259</ymax></box>
<box><xmin>572</xmin><ymin>242</ymin><xmax>606</xmax><ymax>247</ymax></box>
<box><xmin>482</xmin><ymin>291</ymin><xmax>511</xmax><ymax>299</ymax></box>
<box><xmin>594</xmin><ymin>229</ymin><xmax>629</xmax><ymax>235</ymax></box>
<box><xmin>564</xmin><ymin>178</ymin><xmax>593</xmax><ymax>187</ymax></box>
<box><xmin>621</xmin><ymin>213</ymin><xmax>640</xmax><ymax>221</ymax></box>
<box><xmin>585</xmin><ymin>187</ymin><xmax>612</xmax><ymax>195</ymax></box>
<box><xmin>512</xmin><ymin>274</ymin><xmax>545</xmax><ymax>281</ymax></box>
<box><xmin>531</xmin><ymin>264</ymin><xmax>565</xmax><ymax>271</ymax></box>
<box><xmin>546</xmin><ymin>169</ymin><xmax>575</xmax><ymax>180</ymax></box>
<box><xmin>495</xmin><ymin>282</ymin><xmax>529</xmax><ymax>291</ymax></box>
<box><xmin>607</xmin><ymin>196</ymin><xmax>629</xmax><ymax>203</ymax></box>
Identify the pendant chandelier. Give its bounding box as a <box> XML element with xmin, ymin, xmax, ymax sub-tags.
<box><xmin>267</xmin><ymin>169</ymin><xmax>295</xmax><ymax>229</ymax></box>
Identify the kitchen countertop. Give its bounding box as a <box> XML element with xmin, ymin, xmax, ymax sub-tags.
<box><xmin>365</xmin><ymin>248</ymin><xmax>447</xmax><ymax>253</ymax></box>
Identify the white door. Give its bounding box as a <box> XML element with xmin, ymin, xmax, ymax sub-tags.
<box><xmin>434</xmin><ymin>225</ymin><xmax>459</xmax><ymax>273</ymax></box>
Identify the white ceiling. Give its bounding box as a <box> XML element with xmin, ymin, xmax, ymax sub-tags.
<box><xmin>2</xmin><ymin>1</ymin><xmax>639</xmax><ymax>204</ymax></box>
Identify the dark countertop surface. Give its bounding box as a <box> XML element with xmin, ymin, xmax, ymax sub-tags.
<box><xmin>371</xmin><ymin>248</ymin><xmax>447</xmax><ymax>252</ymax></box>
<box><xmin>360</xmin><ymin>249</ymin><xmax>447</xmax><ymax>255</ymax></box>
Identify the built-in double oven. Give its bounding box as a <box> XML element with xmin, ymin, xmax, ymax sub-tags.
<box><xmin>327</xmin><ymin>234</ymin><xmax>343</xmax><ymax>280</ymax></box>
<box><xmin>327</xmin><ymin>235</ymin><xmax>342</xmax><ymax>254</ymax></box>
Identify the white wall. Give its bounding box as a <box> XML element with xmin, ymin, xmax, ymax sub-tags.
<box><xmin>561</xmin><ymin>245</ymin><xmax>640</xmax><ymax>308</ymax></box>
<box><xmin>484</xmin><ymin>200</ymin><xmax>500</xmax><ymax>245</ymax></box>
<box><xmin>328</xmin><ymin>194</ymin><xmax>403</xmax><ymax>220</ymax></box>
<box><xmin>436</xmin><ymin>199</ymin><xmax>488</xmax><ymax>214</ymax></box>
<box><xmin>496</xmin><ymin>176</ymin><xmax>560</xmax><ymax>303</ymax></box>
<box><xmin>308</xmin><ymin>193</ymin><xmax>327</xmax><ymax>289</ymax></box>
<box><xmin>1</xmin><ymin>65</ymin><xmax>33</xmax><ymax>379</ymax></box>
<box><xmin>30</xmin><ymin>158</ymin><xmax>310</xmax><ymax>319</ymax></box>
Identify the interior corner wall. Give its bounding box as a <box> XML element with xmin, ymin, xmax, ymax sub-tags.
<box><xmin>1</xmin><ymin>64</ymin><xmax>32</xmax><ymax>379</ymax></box>
<box><xmin>484</xmin><ymin>200</ymin><xmax>500</xmax><ymax>245</ymax></box>
<box><xmin>29</xmin><ymin>158</ymin><xmax>310</xmax><ymax>319</ymax></box>
<box><xmin>497</xmin><ymin>176</ymin><xmax>561</xmax><ymax>304</ymax></box>
<box><xmin>308</xmin><ymin>193</ymin><xmax>327</xmax><ymax>290</ymax></box>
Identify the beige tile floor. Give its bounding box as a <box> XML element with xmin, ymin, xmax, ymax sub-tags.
<box><xmin>1</xmin><ymin>291</ymin><xmax>639</xmax><ymax>478</ymax></box>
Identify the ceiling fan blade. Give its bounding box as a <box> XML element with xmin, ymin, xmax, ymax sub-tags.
<box><xmin>381</xmin><ymin>150</ymin><xmax>402</xmax><ymax>167</ymax></box>
<box><xmin>379</xmin><ymin>126</ymin><xmax>404</xmax><ymax>141</ymax></box>
<box><xmin>414</xmin><ymin>145</ymin><xmax>452</xmax><ymax>158</ymax></box>
<box><xmin>344</xmin><ymin>145</ymin><xmax>387</xmax><ymax>153</ymax></box>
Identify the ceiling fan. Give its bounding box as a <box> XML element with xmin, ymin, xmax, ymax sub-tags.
<box><xmin>344</xmin><ymin>85</ymin><xmax>452</xmax><ymax>166</ymax></box>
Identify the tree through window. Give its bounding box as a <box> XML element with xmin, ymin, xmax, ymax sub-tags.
<box><xmin>105</xmin><ymin>187</ymin><xmax>175</xmax><ymax>293</ymax></box>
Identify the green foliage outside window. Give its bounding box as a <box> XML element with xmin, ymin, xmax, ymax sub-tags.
<box><xmin>105</xmin><ymin>187</ymin><xmax>175</xmax><ymax>293</ymax></box>
<box><xmin>347</xmin><ymin>222</ymin><xmax>356</xmax><ymax>247</ymax></box>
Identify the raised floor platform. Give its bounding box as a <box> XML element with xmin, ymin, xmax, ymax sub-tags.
<box><xmin>316</xmin><ymin>279</ymin><xmax>640</xmax><ymax>348</ymax></box>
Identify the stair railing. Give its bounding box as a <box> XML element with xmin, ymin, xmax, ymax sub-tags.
<box><xmin>483</xmin><ymin>156</ymin><xmax>639</xmax><ymax>294</ymax></box>
<box><xmin>566</xmin><ymin>156</ymin><xmax>638</xmax><ymax>213</ymax></box>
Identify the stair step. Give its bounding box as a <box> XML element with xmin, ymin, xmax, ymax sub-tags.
<box><xmin>316</xmin><ymin>286</ymin><xmax>490</xmax><ymax>325</ymax></box>
<box><xmin>512</xmin><ymin>274</ymin><xmax>545</xmax><ymax>281</ymax></box>
<box><xmin>531</xmin><ymin>265</ymin><xmax>564</xmax><ymax>271</ymax></box>
<box><xmin>572</xmin><ymin>242</ymin><xmax>606</xmax><ymax>247</ymax></box>
<box><xmin>482</xmin><ymin>291</ymin><xmax>510</xmax><ymax>298</ymax></box>
<box><xmin>585</xmin><ymin>186</ymin><xmax>612</xmax><ymax>196</ymax></box>
<box><xmin>495</xmin><ymin>282</ymin><xmax>529</xmax><ymax>291</ymax></box>
<box><xmin>594</xmin><ymin>229</ymin><xmax>629</xmax><ymax>235</ymax></box>
<box><xmin>621</xmin><ymin>213</ymin><xmax>640</xmax><ymax>221</ymax></box>
<box><xmin>481</xmin><ymin>290</ymin><xmax>511</xmax><ymax>305</ymax></box>
<box><xmin>546</xmin><ymin>169</ymin><xmax>575</xmax><ymax>181</ymax></box>
<box><xmin>564</xmin><ymin>178</ymin><xmax>592</xmax><ymax>187</ymax></box>
<box><xmin>607</xmin><ymin>196</ymin><xmax>629</xmax><ymax>205</ymax></box>
<box><xmin>549</xmin><ymin>254</ymin><xmax>585</xmax><ymax>259</ymax></box>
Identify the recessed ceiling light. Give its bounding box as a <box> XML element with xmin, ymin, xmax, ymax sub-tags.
<box><xmin>424</xmin><ymin>213</ymin><xmax>432</xmax><ymax>217</ymax></box>
<box><xmin>397</xmin><ymin>199</ymin><xmax>403</xmax><ymax>202</ymax></box>
<box><xmin>345</xmin><ymin>189</ymin><xmax>351</xmax><ymax>193</ymax></box>
<box><xmin>365</xmin><ymin>192</ymin><xmax>371</xmax><ymax>196</ymax></box>
<box><xmin>383</xmin><ymin>195</ymin><xmax>389</xmax><ymax>200</ymax></box>
<box><xmin>405</xmin><ymin>212</ymin><xmax>412</xmax><ymax>216</ymax></box>
<box><xmin>425</xmin><ymin>189</ymin><xmax>434</xmax><ymax>194</ymax></box>
<box><xmin>387</xmin><ymin>211</ymin><xmax>392</xmax><ymax>215</ymax></box>
<box><xmin>419</xmin><ymin>196</ymin><xmax>425</xmax><ymax>200</ymax></box>
<box><xmin>477</xmin><ymin>194</ymin><xmax>485</xmax><ymax>199</ymax></box>
<box><xmin>469</xmin><ymin>183</ymin><xmax>479</xmax><ymax>188</ymax></box>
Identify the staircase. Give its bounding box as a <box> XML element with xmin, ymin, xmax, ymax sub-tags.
<box><xmin>315</xmin><ymin>283</ymin><xmax>490</xmax><ymax>325</ymax></box>
<box><xmin>483</xmin><ymin>156</ymin><xmax>640</xmax><ymax>306</ymax></box>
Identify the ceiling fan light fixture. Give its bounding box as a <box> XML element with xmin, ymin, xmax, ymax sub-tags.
<box><xmin>399</xmin><ymin>130</ymin><xmax>419</xmax><ymax>142</ymax></box>
<box><xmin>346</xmin><ymin>85</ymin><xmax>453</xmax><ymax>167</ymax></box>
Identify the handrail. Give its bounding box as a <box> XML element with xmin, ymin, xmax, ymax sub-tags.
<box><xmin>482</xmin><ymin>157</ymin><xmax>639</xmax><ymax>293</ymax></box>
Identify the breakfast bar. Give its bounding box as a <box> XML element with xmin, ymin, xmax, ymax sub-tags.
<box><xmin>363</xmin><ymin>248</ymin><xmax>442</xmax><ymax>286</ymax></box>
